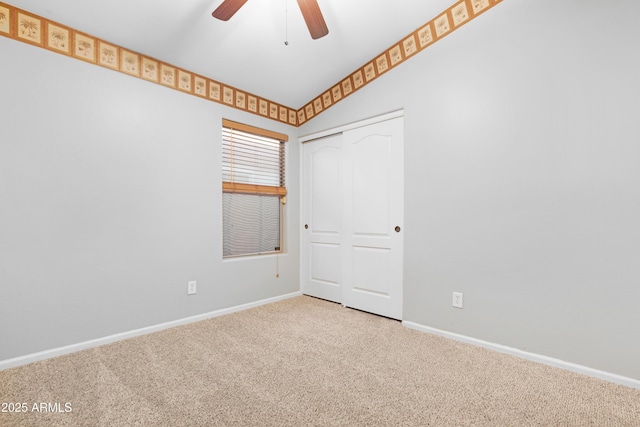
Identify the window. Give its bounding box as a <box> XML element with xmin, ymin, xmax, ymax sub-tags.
<box><xmin>222</xmin><ymin>119</ymin><xmax>287</xmax><ymax>257</ymax></box>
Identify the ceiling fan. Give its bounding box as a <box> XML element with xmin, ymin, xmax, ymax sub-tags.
<box><xmin>212</xmin><ymin>0</ymin><xmax>329</xmax><ymax>40</ymax></box>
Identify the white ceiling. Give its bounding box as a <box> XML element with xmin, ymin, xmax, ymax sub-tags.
<box><xmin>10</xmin><ymin>0</ymin><xmax>455</xmax><ymax>108</ymax></box>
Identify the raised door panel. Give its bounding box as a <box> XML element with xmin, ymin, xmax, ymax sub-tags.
<box><xmin>342</xmin><ymin>117</ymin><xmax>403</xmax><ymax>319</ymax></box>
<box><xmin>301</xmin><ymin>134</ymin><xmax>343</xmax><ymax>303</ymax></box>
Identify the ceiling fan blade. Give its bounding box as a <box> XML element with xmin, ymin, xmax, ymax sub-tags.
<box><xmin>297</xmin><ymin>0</ymin><xmax>329</xmax><ymax>39</ymax></box>
<box><xmin>212</xmin><ymin>0</ymin><xmax>248</xmax><ymax>21</ymax></box>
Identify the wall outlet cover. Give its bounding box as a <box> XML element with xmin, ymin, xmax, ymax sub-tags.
<box><xmin>188</xmin><ymin>280</ymin><xmax>197</xmax><ymax>295</ymax></box>
<box><xmin>453</xmin><ymin>292</ymin><xmax>463</xmax><ymax>308</ymax></box>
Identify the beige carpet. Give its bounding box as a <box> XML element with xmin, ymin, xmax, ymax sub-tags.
<box><xmin>1</xmin><ymin>296</ymin><xmax>639</xmax><ymax>426</ymax></box>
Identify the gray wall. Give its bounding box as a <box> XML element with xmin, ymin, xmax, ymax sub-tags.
<box><xmin>0</xmin><ymin>39</ymin><xmax>300</xmax><ymax>361</ymax></box>
<box><xmin>300</xmin><ymin>0</ymin><xmax>640</xmax><ymax>380</ymax></box>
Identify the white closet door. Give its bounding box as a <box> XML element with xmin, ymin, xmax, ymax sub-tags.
<box><xmin>342</xmin><ymin>117</ymin><xmax>404</xmax><ymax>320</ymax></box>
<box><xmin>301</xmin><ymin>115</ymin><xmax>403</xmax><ymax>320</ymax></box>
<box><xmin>301</xmin><ymin>133</ymin><xmax>343</xmax><ymax>303</ymax></box>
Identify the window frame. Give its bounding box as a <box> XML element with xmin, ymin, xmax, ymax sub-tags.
<box><xmin>221</xmin><ymin>119</ymin><xmax>288</xmax><ymax>258</ymax></box>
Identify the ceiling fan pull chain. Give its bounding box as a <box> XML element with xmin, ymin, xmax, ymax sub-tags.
<box><xmin>284</xmin><ymin>0</ymin><xmax>289</xmax><ymax>46</ymax></box>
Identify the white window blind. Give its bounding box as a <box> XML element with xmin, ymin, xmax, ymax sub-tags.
<box><xmin>222</xmin><ymin>120</ymin><xmax>287</xmax><ymax>257</ymax></box>
<box><xmin>223</xmin><ymin>193</ymin><xmax>281</xmax><ymax>257</ymax></box>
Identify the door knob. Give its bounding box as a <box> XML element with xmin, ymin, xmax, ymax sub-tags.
<box><xmin>395</xmin><ymin>226</ymin><xmax>401</xmax><ymax>233</ymax></box>
<box><xmin>305</xmin><ymin>224</ymin><xmax>309</xmax><ymax>229</ymax></box>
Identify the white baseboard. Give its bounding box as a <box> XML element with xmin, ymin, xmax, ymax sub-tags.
<box><xmin>0</xmin><ymin>291</ymin><xmax>302</xmax><ymax>372</ymax></box>
<box><xmin>402</xmin><ymin>321</ymin><xmax>640</xmax><ymax>390</ymax></box>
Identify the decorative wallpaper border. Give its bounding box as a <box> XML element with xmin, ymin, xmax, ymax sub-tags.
<box><xmin>0</xmin><ymin>2</ymin><xmax>299</xmax><ymax>126</ymax></box>
<box><xmin>296</xmin><ymin>0</ymin><xmax>503</xmax><ymax>125</ymax></box>
<box><xmin>0</xmin><ymin>0</ymin><xmax>504</xmax><ymax>127</ymax></box>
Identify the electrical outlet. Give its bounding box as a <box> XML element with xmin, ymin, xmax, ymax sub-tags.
<box><xmin>187</xmin><ymin>280</ymin><xmax>197</xmax><ymax>295</ymax></box>
<box><xmin>452</xmin><ymin>292</ymin><xmax>463</xmax><ymax>308</ymax></box>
